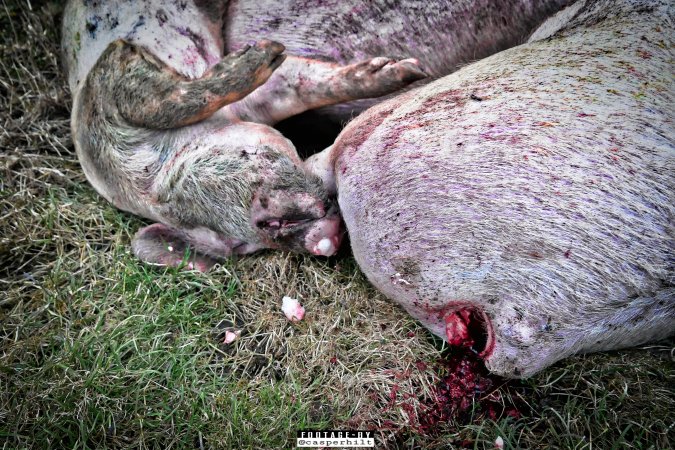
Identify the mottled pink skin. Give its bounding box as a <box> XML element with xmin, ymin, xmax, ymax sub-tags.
<box><xmin>226</xmin><ymin>0</ymin><xmax>573</xmax><ymax>120</ymax></box>
<box><xmin>309</xmin><ymin>0</ymin><xmax>675</xmax><ymax>378</ymax></box>
<box><xmin>63</xmin><ymin>0</ymin><xmax>428</xmax><ymax>268</ymax></box>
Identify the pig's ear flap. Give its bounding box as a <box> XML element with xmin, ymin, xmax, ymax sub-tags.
<box><xmin>131</xmin><ymin>223</ymin><xmax>217</xmax><ymax>272</ymax></box>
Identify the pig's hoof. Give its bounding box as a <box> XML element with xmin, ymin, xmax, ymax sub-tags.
<box><xmin>249</xmin><ymin>39</ymin><xmax>287</xmax><ymax>71</ymax></box>
<box><xmin>387</xmin><ymin>58</ymin><xmax>428</xmax><ymax>83</ymax></box>
<box><xmin>132</xmin><ymin>223</ymin><xmax>216</xmax><ymax>272</ymax></box>
<box><xmin>219</xmin><ymin>39</ymin><xmax>286</xmax><ymax>87</ymax></box>
<box><xmin>343</xmin><ymin>57</ymin><xmax>427</xmax><ymax>97</ymax></box>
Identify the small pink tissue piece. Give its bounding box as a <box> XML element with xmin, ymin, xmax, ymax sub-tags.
<box><xmin>223</xmin><ymin>329</ymin><xmax>241</xmax><ymax>344</ymax></box>
<box><xmin>282</xmin><ymin>296</ymin><xmax>305</xmax><ymax>322</ymax></box>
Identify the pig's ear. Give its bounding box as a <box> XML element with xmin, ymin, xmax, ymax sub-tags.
<box><xmin>131</xmin><ymin>224</ymin><xmax>217</xmax><ymax>272</ymax></box>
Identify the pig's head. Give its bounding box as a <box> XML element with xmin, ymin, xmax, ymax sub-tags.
<box><xmin>150</xmin><ymin>122</ymin><xmax>344</xmax><ymax>259</ymax></box>
<box><xmin>249</xmin><ymin>161</ymin><xmax>343</xmax><ymax>256</ymax></box>
<box><xmin>232</xmin><ymin>124</ymin><xmax>343</xmax><ymax>257</ymax></box>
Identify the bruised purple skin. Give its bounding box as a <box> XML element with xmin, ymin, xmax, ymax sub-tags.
<box><xmin>61</xmin><ymin>0</ymin><xmax>425</xmax><ymax>270</ymax></box>
<box><xmin>308</xmin><ymin>0</ymin><xmax>675</xmax><ymax>378</ymax></box>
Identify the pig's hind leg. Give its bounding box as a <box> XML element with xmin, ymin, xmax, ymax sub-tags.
<box><xmin>223</xmin><ymin>55</ymin><xmax>426</xmax><ymax>125</ymax></box>
<box><xmin>93</xmin><ymin>39</ymin><xmax>287</xmax><ymax>130</ymax></box>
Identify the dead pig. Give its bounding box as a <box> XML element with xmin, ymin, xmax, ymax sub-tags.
<box><xmin>224</xmin><ymin>0</ymin><xmax>573</xmax><ymax>121</ymax></box>
<box><xmin>61</xmin><ymin>0</ymin><xmax>425</xmax><ymax>270</ymax></box>
<box><xmin>308</xmin><ymin>0</ymin><xmax>675</xmax><ymax>377</ymax></box>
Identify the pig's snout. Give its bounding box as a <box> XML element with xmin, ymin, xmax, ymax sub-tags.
<box><xmin>305</xmin><ymin>211</ymin><xmax>343</xmax><ymax>257</ymax></box>
<box><xmin>443</xmin><ymin>306</ymin><xmax>494</xmax><ymax>358</ymax></box>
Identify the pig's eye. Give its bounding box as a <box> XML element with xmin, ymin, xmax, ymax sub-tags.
<box><xmin>258</xmin><ymin>218</ymin><xmax>311</xmax><ymax>231</ymax></box>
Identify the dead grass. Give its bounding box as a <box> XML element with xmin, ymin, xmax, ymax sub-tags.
<box><xmin>1</xmin><ymin>1</ymin><xmax>673</xmax><ymax>449</ymax></box>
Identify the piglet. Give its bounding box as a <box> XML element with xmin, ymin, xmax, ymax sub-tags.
<box><xmin>61</xmin><ymin>0</ymin><xmax>426</xmax><ymax>270</ymax></box>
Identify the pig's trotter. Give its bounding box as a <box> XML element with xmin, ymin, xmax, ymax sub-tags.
<box><xmin>132</xmin><ymin>223</ymin><xmax>216</xmax><ymax>272</ymax></box>
<box><xmin>337</xmin><ymin>57</ymin><xmax>427</xmax><ymax>99</ymax></box>
<box><xmin>100</xmin><ymin>39</ymin><xmax>285</xmax><ymax>130</ymax></box>
<box><xmin>224</xmin><ymin>56</ymin><xmax>426</xmax><ymax>125</ymax></box>
<box><xmin>206</xmin><ymin>39</ymin><xmax>286</xmax><ymax>95</ymax></box>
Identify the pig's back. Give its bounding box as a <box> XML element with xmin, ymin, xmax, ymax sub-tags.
<box><xmin>62</xmin><ymin>0</ymin><xmax>224</xmax><ymax>95</ymax></box>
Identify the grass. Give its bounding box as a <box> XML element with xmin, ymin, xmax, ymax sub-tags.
<box><xmin>1</xmin><ymin>0</ymin><xmax>673</xmax><ymax>448</ymax></box>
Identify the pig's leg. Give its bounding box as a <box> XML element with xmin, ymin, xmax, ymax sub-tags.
<box><xmin>93</xmin><ymin>39</ymin><xmax>286</xmax><ymax>129</ymax></box>
<box><xmin>223</xmin><ymin>56</ymin><xmax>426</xmax><ymax>125</ymax></box>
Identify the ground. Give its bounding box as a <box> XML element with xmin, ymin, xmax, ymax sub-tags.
<box><xmin>0</xmin><ymin>1</ymin><xmax>673</xmax><ymax>449</ymax></box>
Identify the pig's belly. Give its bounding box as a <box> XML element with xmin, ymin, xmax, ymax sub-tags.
<box><xmin>334</xmin><ymin>10</ymin><xmax>675</xmax><ymax>376</ymax></box>
<box><xmin>62</xmin><ymin>0</ymin><xmax>223</xmax><ymax>94</ymax></box>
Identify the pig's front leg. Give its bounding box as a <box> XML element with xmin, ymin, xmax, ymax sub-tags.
<box><xmin>99</xmin><ymin>39</ymin><xmax>286</xmax><ymax>130</ymax></box>
<box><xmin>223</xmin><ymin>55</ymin><xmax>426</xmax><ymax>125</ymax></box>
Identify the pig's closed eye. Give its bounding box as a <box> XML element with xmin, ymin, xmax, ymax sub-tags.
<box><xmin>258</xmin><ymin>218</ymin><xmax>311</xmax><ymax>231</ymax></box>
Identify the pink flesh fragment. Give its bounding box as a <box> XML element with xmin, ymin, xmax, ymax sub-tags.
<box><xmin>444</xmin><ymin>311</ymin><xmax>472</xmax><ymax>347</ymax></box>
<box><xmin>282</xmin><ymin>296</ymin><xmax>305</xmax><ymax>322</ymax></box>
<box><xmin>223</xmin><ymin>330</ymin><xmax>239</xmax><ymax>344</ymax></box>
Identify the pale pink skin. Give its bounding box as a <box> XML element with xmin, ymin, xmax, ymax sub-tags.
<box><xmin>307</xmin><ymin>0</ymin><xmax>675</xmax><ymax>378</ymax></box>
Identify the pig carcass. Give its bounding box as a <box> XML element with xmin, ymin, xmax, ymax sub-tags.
<box><xmin>308</xmin><ymin>0</ymin><xmax>675</xmax><ymax>377</ymax></box>
<box><xmin>61</xmin><ymin>0</ymin><xmax>426</xmax><ymax>269</ymax></box>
